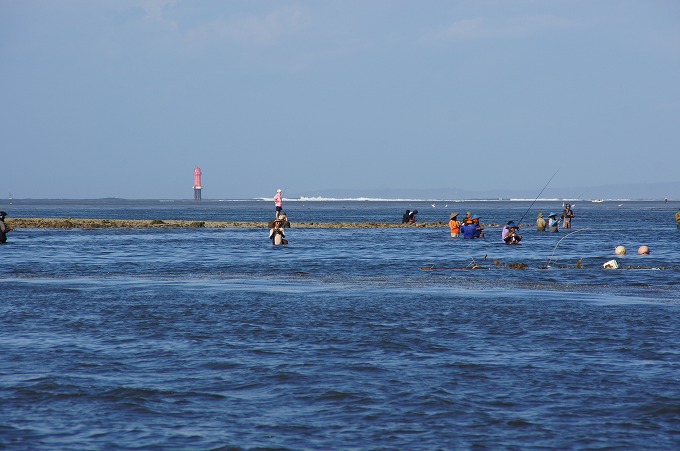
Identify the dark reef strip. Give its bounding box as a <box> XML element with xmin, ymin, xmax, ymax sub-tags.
<box><xmin>9</xmin><ymin>217</ymin><xmax>509</xmax><ymax>229</ymax></box>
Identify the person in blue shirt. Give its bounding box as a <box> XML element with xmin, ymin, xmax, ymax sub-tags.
<box><xmin>461</xmin><ymin>216</ymin><xmax>483</xmax><ymax>239</ymax></box>
<box><xmin>461</xmin><ymin>220</ymin><xmax>476</xmax><ymax>239</ymax></box>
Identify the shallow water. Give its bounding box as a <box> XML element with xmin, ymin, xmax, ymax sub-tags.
<box><xmin>1</xmin><ymin>200</ymin><xmax>680</xmax><ymax>449</ymax></box>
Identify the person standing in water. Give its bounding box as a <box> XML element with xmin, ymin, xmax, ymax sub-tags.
<box><xmin>461</xmin><ymin>220</ymin><xmax>478</xmax><ymax>239</ymax></box>
<box><xmin>561</xmin><ymin>204</ymin><xmax>575</xmax><ymax>229</ymax></box>
<box><xmin>536</xmin><ymin>212</ymin><xmax>546</xmax><ymax>232</ymax></box>
<box><xmin>0</xmin><ymin>211</ymin><xmax>13</xmax><ymax>244</ymax></box>
<box><xmin>402</xmin><ymin>210</ymin><xmax>411</xmax><ymax>224</ymax></box>
<box><xmin>449</xmin><ymin>212</ymin><xmax>461</xmax><ymax>238</ymax></box>
<box><xmin>274</xmin><ymin>189</ymin><xmax>283</xmax><ymax>218</ymax></box>
<box><xmin>269</xmin><ymin>219</ymin><xmax>286</xmax><ymax>244</ymax></box>
<box><xmin>471</xmin><ymin>215</ymin><xmax>484</xmax><ymax>238</ymax></box>
<box><xmin>278</xmin><ymin>212</ymin><xmax>290</xmax><ymax>228</ymax></box>
<box><xmin>547</xmin><ymin>212</ymin><xmax>559</xmax><ymax>232</ymax></box>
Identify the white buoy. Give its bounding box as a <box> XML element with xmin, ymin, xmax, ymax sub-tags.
<box><xmin>615</xmin><ymin>245</ymin><xmax>626</xmax><ymax>255</ymax></box>
<box><xmin>603</xmin><ymin>259</ymin><xmax>619</xmax><ymax>269</ymax></box>
<box><xmin>638</xmin><ymin>245</ymin><xmax>650</xmax><ymax>255</ymax></box>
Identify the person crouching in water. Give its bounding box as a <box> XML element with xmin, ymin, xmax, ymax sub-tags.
<box><xmin>547</xmin><ymin>212</ymin><xmax>559</xmax><ymax>232</ymax></box>
<box><xmin>536</xmin><ymin>212</ymin><xmax>546</xmax><ymax>232</ymax></box>
<box><xmin>449</xmin><ymin>212</ymin><xmax>461</xmax><ymax>238</ymax></box>
<box><xmin>502</xmin><ymin>221</ymin><xmax>522</xmax><ymax>245</ymax></box>
<box><xmin>269</xmin><ymin>219</ymin><xmax>286</xmax><ymax>245</ymax></box>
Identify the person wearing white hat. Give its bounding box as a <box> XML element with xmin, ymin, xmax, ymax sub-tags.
<box><xmin>274</xmin><ymin>189</ymin><xmax>283</xmax><ymax>218</ymax></box>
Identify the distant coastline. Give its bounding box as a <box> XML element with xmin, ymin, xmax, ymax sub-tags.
<box><xmin>3</xmin><ymin>197</ymin><xmax>676</xmax><ymax>203</ymax></box>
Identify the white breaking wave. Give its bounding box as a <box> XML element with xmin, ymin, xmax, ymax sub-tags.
<box><xmin>246</xmin><ymin>196</ymin><xmax>633</xmax><ymax>202</ymax></box>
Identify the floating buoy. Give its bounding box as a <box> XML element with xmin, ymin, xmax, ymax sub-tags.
<box><xmin>615</xmin><ymin>245</ymin><xmax>626</xmax><ymax>255</ymax></box>
<box><xmin>603</xmin><ymin>259</ymin><xmax>619</xmax><ymax>269</ymax></box>
<box><xmin>637</xmin><ymin>245</ymin><xmax>650</xmax><ymax>255</ymax></box>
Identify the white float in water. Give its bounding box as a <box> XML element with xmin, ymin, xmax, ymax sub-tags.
<box><xmin>603</xmin><ymin>259</ymin><xmax>619</xmax><ymax>269</ymax></box>
<box><xmin>615</xmin><ymin>245</ymin><xmax>626</xmax><ymax>255</ymax></box>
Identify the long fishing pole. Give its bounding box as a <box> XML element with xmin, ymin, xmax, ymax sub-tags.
<box><xmin>516</xmin><ymin>168</ymin><xmax>559</xmax><ymax>226</ymax></box>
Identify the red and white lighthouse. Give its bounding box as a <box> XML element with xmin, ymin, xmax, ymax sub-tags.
<box><xmin>193</xmin><ymin>167</ymin><xmax>202</xmax><ymax>201</ymax></box>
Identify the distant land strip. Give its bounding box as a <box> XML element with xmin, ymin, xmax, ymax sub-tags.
<box><xmin>9</xmin><ymin>217</ymin><xmax>508</xmax><ymax>229</ymax></box>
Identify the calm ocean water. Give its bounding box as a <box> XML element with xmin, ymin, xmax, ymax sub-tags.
<box><xmin>2</xmin><ymin>199</ymin><xmax>679</xmax><ymax>449</ymax></box>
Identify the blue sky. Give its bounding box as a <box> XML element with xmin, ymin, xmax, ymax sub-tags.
<box><xmin>2</xmin><ymin>0</ymin><xmax>679</xmax><ymax>199</ymax></box>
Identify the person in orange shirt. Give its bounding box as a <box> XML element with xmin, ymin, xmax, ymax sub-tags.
<box><xmin>449</xmin><ymin>212</ymin><xmax>461</xmax><ymax>238</ymax></box>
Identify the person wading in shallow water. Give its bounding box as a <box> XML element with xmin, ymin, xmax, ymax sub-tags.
<box><xmin>278</xmin><ymin>212</ymin><xmax>290</xmax><ymax>228</ymax></box>
<box><xmin>536</xmin><ymin>212</ymin><xmax>546</xmax><ymax>232</ymax></box>
<box><xmin>561</xmin><ymin>203</ymin><xmax>575</xmax><ymax>229</ymax></box>
<box><xmin>269</xmin><ymin>219</ymin><xmax>286</xmax><ymax>245</ymax></box>
<box><xmin>449</xmin><ymin>212</ymin><xmax>461</xmax><ymax>238</ymax></box>
<box><xmin>0</xmin><ymin>211</ymin><xmax>14</xmax><ymax>244</ymax></box>
<box><xmin>547</xmin><ymin>212</ymin><xmax>559</xmax><ymax>233</ymax></box>
<box><xmin>471</xmin><ymin>215</ymin><xmax>484</xmax><ymax>238</ymax></box>
<box><xmin>402</xmin><ymin>210</ymin><xmax>411</xmax><ymax>224</ymax></box>
<box><xmin>502</xmin><ymin>221</ymin><xmax>522</xmax><ymax>245</ymax></box>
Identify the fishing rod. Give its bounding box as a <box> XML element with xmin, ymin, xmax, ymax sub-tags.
<box><xmin>546</xmin><ymin>227</ymin><xmax>591</xmax><ymax>267</ymax></box>
<box><xmin>516</xmin><ymin>168</ymin><xmax>559</xmax><ymax>226</ymax></box>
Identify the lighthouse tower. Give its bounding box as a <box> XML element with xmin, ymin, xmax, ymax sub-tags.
<box><xmin>193</xmin><ymin>167</ymin><xmax>202</xmax><ymax>201</ymax></box>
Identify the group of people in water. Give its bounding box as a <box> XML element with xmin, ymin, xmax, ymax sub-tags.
<box><xmin>447</xmin><ymin>205</ymin><xmax>577</xmax><ymax>245</ymax></box>
<box><xmin>536</xmin><ymin>203</ymin><xmax>575</xmax><ymax>233</ymax></box>
<box><xmin>448</xmin><ymin>212</ymin><xmax>486</xmax><ymax>240</ymax></box>
<box><xmin>448</xmin><ymin>211</ymin><xmax>519</xmax><ymax>244</ymax></box>
<box><xmin>272</xmin><ymin>191</ymin><xmax>579</xmax><ymax>247</ymax></box>
<box><xmin>6</xmin><ymin>191</ymin><xmax>678</xmax><ymax>247</ymax></box>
